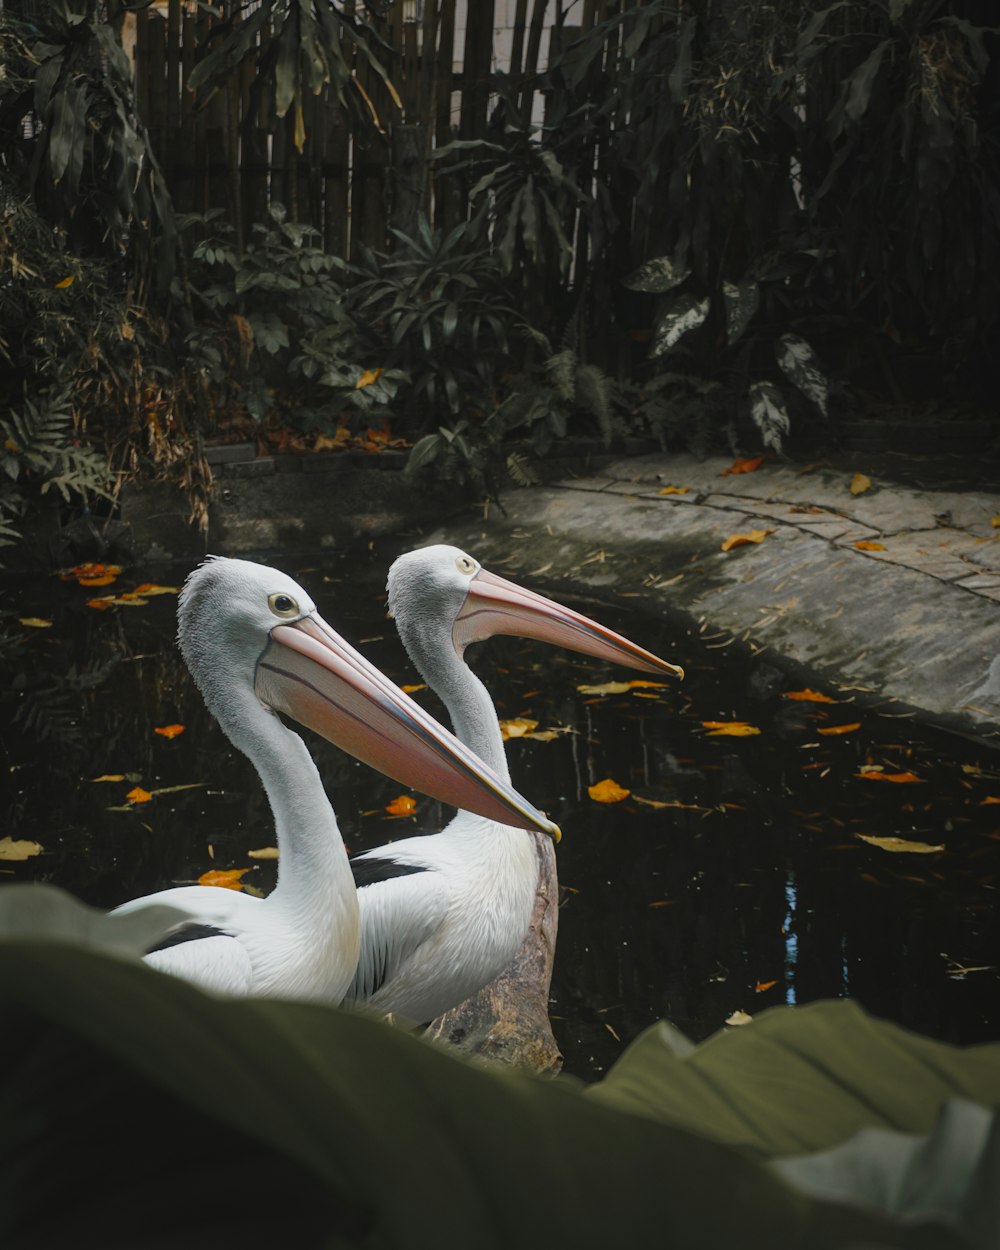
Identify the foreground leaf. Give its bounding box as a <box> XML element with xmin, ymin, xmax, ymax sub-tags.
<box><xmin>0</xmin><ymin>884</ymin><xmax>190</xmax><ymax>955</ymax></box>
<box><xmin>856</xmin><ymin>836</ymin><xmax>944</xmax><ymax>854</ymax></box>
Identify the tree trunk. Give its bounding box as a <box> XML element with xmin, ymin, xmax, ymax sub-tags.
<box><xmin>425</xmin><ymin>834</ymin><xmax>562</xmax><ymax>1074</ymax></box>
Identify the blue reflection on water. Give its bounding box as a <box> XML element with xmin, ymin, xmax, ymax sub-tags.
<box><xmin>784</xmin><ymin>875</ymin><xmax>797</xmax><ymax>1006</ymax></box>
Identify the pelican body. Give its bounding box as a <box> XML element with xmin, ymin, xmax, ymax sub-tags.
<box><xmin>113</xmin><ymin>557</ymin><xmax>558</xmax><ymax>1001</ymax></box>
<box><xmin>343</xmin><ymin>545</ymin><xmax>683</xmax><ymax>1023</ymax></box>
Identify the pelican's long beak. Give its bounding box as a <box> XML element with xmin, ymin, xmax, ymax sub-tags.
<box><xmin>255</xmin><ymin>615</ymin><xmax>561</xmax><ymax>840</ymax></box>
<box><xmin>453</xmin><ymin>568</ymin><xmax>685</xmax><ymax>680</ymax></box>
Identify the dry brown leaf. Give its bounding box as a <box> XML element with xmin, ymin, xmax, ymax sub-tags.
<box><xmin>857</xmin><ymin>835</ymin><xmax>944</xmax><ymax>854</ymax></box>
<box><xmin>19</xmin><ymin>617</ymin><xmax>52</xmax><ymax>628</ymax></box>
<box><xmin>725</xmin><ymin>1010</ymin><xmax>753</xmax><ymax>1026</ymax></box>
<box><xmin>248</xmin><ymin>846</ymin><xmax>279</xmax><ymax>860</ymax></box>
<box><xmin>198</xmin><ymin>867</ymin><xmax>250</xmax><ymax>890</ymax></box>
<box><xmin>657</xmin><ymin>485</ymin><xmax>689</xmax><ymax>496</ymax></box>
<box><xmin>783</xmin><ymin>689</ymin><xmax>836</xmax><ymax>703</ymax></box>
<box><xmin>849</xmin><ymin>473</ymin><xmax>872</xmax><ymax>495</ymax></box>
<box><xmin>702</xmin><ymin>721</ymin><xmax>761</xmax><ymax>737</ymax></box>
<box><xmin>853</xmin><ymin>540</ymin><xmax>886</xmax><ymax>551</ymax></box>
<box><xmin>577</xmin><ymin>679</ymin><xmax>669</xmax><ymax>696</ymax></box>
<box><xmin>720</xmin><ymin>456</ymin><xmax>766</xmax><ymax>476</ymax></box>
<box><xmin>720</xmin><ymin>529</ymin><xmax>773</xmax><ymax>552</ymax></box>
<box><xmin>818</xmin><ymin>723</ymin><xmax>862</xmax><ymax>735</ymax></box>
<box><xmin>856</xmin><ymin>771</ymin><xmax>923</xmax><ymax>784</ymax></box>
<box><xmin>385</xmin><ymin>794</ymin><xmax>418</xmax><ymax>817</ymax></box>
<box><xmin>154</xmin><ymin>723</ymin><xmax>185</xmax><ymax>739</ymax></box>
<box><xmin>633</xmin><ymin>795</ymin><xmax>707</xmax><ymax>812</ymax></box>
<box><xmin>588</xmin><ymin>778</ymin><xmax>631</xmax><ymax>803</ymax></box>
<box><xmin>0</xmin><ymin>836</ymin><xmax>43</xmax><ymax>861</ymax></box>
<box><xmin>91</xmin><ymin>774</ymin><xmax>126</xmax><ymax>783</ymax></box>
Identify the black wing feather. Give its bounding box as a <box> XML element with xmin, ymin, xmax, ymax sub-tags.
<box><xmin>350</xmin><ymin>855</ymin><xmax>429</xmax><ymax>890</ymax></box>
<box><xmin>146</xmin><ymin>922</ymin><xmax>231</xmax><ymax>954</ymax></box>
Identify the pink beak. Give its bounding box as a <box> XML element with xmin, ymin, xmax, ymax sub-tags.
<box><xmin>254</xmin><ymin>614</ymin><xmax>561</xmax><ymax>839</ymax></box>
<box><xmin>453</xmin><ymin>568</ymin><xmax>684</xmax><ymax>679</ymax></box>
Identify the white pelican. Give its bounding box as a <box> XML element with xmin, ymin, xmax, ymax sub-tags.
<box><xmin>112</xmin><ymin>556</ymin><xmax>558</xmax><ymax>1001</ymax></box>
<box><xmin>343</xmin><ymin>544</ymin><xmax>684</xmax><ymax>1023</ymax></box>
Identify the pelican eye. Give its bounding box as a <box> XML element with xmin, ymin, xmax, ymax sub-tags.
<box><xmin>268</xmin><ymin>592</ymin><xmax>299</xmax><ymax>618</ymax></box>
<box><xmin>455</xmin><ymin>555</ymin><xmax>476</xmax><ymax>576</ymax></box>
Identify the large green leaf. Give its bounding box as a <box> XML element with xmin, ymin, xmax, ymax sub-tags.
<box><xmin>0</xmin><ymin>944</ymin><xmax>962</xmax><ymax>1250</ymax></box>
<box><xmin>588</xmin><ymin>1000</ymin><xmax>1000</xmax><ymax>1159</ymax></box>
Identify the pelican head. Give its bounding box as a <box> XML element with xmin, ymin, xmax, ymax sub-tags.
<box><xmin>388</xmin><ymin>544</ymin><xmax>684</xmax><ymax>680</ymax></box>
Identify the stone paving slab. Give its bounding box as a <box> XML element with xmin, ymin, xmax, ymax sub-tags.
<box><xmin>434</xmin><ymin>453</ymin><xmax>1000</xmax><ymax>741</ymax></box>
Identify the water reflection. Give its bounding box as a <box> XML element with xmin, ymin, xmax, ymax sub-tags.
<box><xmin>3</xmin><ymin>541</ymin><xmax>999</xmax><ymax>1079</ymax></box>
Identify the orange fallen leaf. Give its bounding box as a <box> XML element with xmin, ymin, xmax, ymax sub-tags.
<box><xmin>53</xmin><ymin>275</ymin><xmax>74</xmax><ymax>289</ymax></box>
<box><xmin>126</xmin><ymin>786</ymin><xmax>153</xmax><ymax>804</ymax></box>
<box><xmin>702</xmin><ymin>721</ymin><xmax>761</xmax><ymax>737</ymax></box>
<box><xmin>198</xmin><ymin>867</ymin><xmax>250</xmax><ymax>890</ymax></box>
<box><xmin>980</xmin><ymin>796</ymin><xmax>1000</xmax><ymax>806</ymax></box>
<box><xmin>818</xmin><ymin>722</ymin><xmax>861</xmax><ymax>735</ymax></box>
<box><xmin>385</xmin><ymin>794</ymin><xmax>417</xmax><ymax>817</ymax></box>
<box><xmin>131</xmin><ymin>583</ymin><xmax>179</xmax><ymax>596</ymax></box>
<box><xmin>588</xmin><ymin>777</ymin><xmax>631</xmax><ymax>803</ymax></box>
<box><xmin>720</xmin><ymin>456</ymin><xmax>766</xmax><ymax>476</ymax></box>
<box><xmin>647</xmin><ymin>900</ymin><xmax>674</xmax><ymax>909</ymax></box>
<box><xmin>19</xmin><ymin>617</ymin><xmax>52</xmax><ymax>628</ymax></box>
<box><xmin>86</xmin><ymin>596</ymin><xmax>117</xmax><ymax>611</ymax></box>
<box><xmin>853</xmin><ymin>540</ymin><xmax>886</xmax><ymax>551</ymax></box>
<box><xmin>856</xmin><ymin>835</ymin><xmax>943</xmax><ymax>854</ymax></box>
<box><xmin>0</xmin><ymin>836</ymin><xmax>43</xmax><ymax>861</ymax></box>
<box><xmin>783</xmin><ymin>689</ymin><xmax>836</xmax><ymax>703</ymax></box>
<box><xmin>77</xmin><ymin>574</ymin><xmax>117</xmax><ymax>587</ymax></box>
<box><xmin>657</xmin><ymin>485</ymin><xmax>689</xmax><ymax>496</ymax></box>
<box><xmin>849</xmin><ymin>473</ymin><xmax>872</xmax><ymax>496</ymax></box>
<box><xmin>721</xmin><ymin>529</ymin><xmax>773</xmax><ymax>552</ymax></box>
<box><xmin>154</xmin><ymin>723</ymin><xmax>185</xmax><ymax>739</ymax></box>
<box><xmin>499</xmin><ymin>717</ymin><xmax>539</xmax><ymax>739</ymax></box>
<box><xmin>855</xmin><ymin>771</ymin><xmax>924</xmax><ymax>784</ymax></box>
<box><xmin>754</xmin><ymin>980</ymin><xmax>778</xmax><ymax>993</ymax></box>
<box><xmin>91</xmin><ymin>774</ymin><xmax>126</xmax><ymax>783</ymax></box>
<box><xmin>355</xmin><ymin>367</ymin><xmax>384</xmax><ymax>389</ymax></box>
<box><xmin>401</xmin><ymin>683</ymin><xmax>427</xmax><ymax>694</ymax></box>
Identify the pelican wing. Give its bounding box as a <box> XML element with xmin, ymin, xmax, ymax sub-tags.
<box><xmin>145</xmin><ymin>934</ymin><xmax>253</xmax><ymax>994</ymax></box>
<box><xmin>347</xmin><ymin>856</ymin><xmax>449</xmax><ymax>1006</ymax></box>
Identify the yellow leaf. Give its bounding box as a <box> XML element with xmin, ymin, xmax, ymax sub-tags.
<box><xmin>720</xmin><ymin>456</ymin><xmax>766</xmax><ymax>476</ymax></box>
<box><xmin>77</xmin><ymin>573</ymin><xmax>117</xmax><ymax>587</ymax></box>
<box><xmin>849</xmin><ymin>472</ymin><xmax>872</xmax><ymax>495</ymax></box>
<box><xmin>522</xmin><ymin>729</ymin><xmax>564</xmax><ymax>742</ymax></box>
<box><xmin>91</xmin><ymin>774</ymin><xmax>126</xmax><ymax>783</ymax></box>
<box><xmin>818</xmin><ymin>722</ymin><xmax>862</xmax><ymax>735</ymax></box>
<box><xmin>576</xmin><ymin>679</ymin><xmax>668</xmax><ymax>696</ymax></box>
<box><xmin>754</xmin><ymin>980</ymin><xmax>778</xmax><ymax>993</ymax></box>
<box><xmin>126</xmin><ymin>786</ymin><xmax>153</xmax><ymax>804</ymax></box>
<box><xmin>857</xmin><ymin>835</ymin><xmax>944</xmax><ymax>854</ymax></box>
<box><xmin>154</xmin><ymin>723</ymin><xmax>185</xmax><ymax>739</ymax></box>
<box><xmin>853</xmin><ymin>540</ymin><xmax>886</xmax><ymax>551</ymax></box>
<box><xmin>385</xmin><ymin>794</ymin><xmax>417</xmax><ymax>817</ymax></box>
<box><xmin>980</xmin><ymin>796</ymin><xmax>1000</xmax><ymax>806</ymax></box>
<box><xmin>725</xmin><ymin>1010</ymin><xmax>753</xmax><ymax>1026</ymax></box>
<box><xmin>702</xmin><ymin>721</ymin><xmax>761</xmax><ymax>736</ymax></box>
<box><xmin>499</xmin><ymin>717</ymin><xmax>539</xmax><ymax>739</ymax></box>
<box><xmin>0</xmin><ymin>836</ymin><xmax>43</xmax><ymax>861</ymax></box>
<box><xmin>588</xmin><ymin>777</ymin><xmax>631</xmax><ymax>803</ymax></box>
<box><xmin>401</xmin><ymin>683</ymin><xmax>427</xmax><ymax>694</ymax></box>
<box><xmin>783</xmin><ymin>689</ymin><xmax>836</xmax><ymax>703</ymax></box>
<box><xmin>53</xmin><ymin>275</ymin><xmax>74</xmax><ymax>289</ymax></box>
<box><xmin>19</xmin><ymin>617</ymin><xmax>52</xmax><ymax>628</ymax></box>
<box><xmin>355</xmin><ymin>368</ymin><xmax>384</xmax><ymax>389</ymax></box>
<box><xmin>248</xmin><ymin>846</ymin><xmax>280</xmax><ymax>860</ymax></box>
<box><xmin>198</xmin><ymin>867</ymin><xmax>250</xmax><ymax>890</ymax></box>
<box><xmin>633</xmin><ymin>796</ymin><xmax>707</xmax><ymax>812</ymax></box>
<box><xmin>86</xmin><ymin>596</ymin><xmax>117</xmax><ymax>611</ymax></box>
<box><xmin>657</xmin><ymin>485</ymin><xmax>689</xmax><ymax>495</ymax></box>
<box><xmin>992</xmin><ymin>514</ymin><xmax>1000</xmax><ymax>528</ymax></box>
<box><xmin>131</xmin><ymin>583</ymin><xmax>179</xmax><ymax>596</ymax></box>
<box><xmin>855</xmin><ymin>770</ymin><xmax>924</xmax><ymax>784</ymax></box>
<box><xmin>720</xmin><ymin>529</ymin><xmax>773</xmax><ymax>552</ymax></box>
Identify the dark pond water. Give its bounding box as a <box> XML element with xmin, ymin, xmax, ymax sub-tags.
<box><xmin>4</xmin><ymin>538</ymin><xmax>1000</xmax><ymax>1079</ymax></box>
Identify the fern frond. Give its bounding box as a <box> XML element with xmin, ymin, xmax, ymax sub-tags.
<box><xmin>545</xmin><ymin>349</ymin><xmax>577</xmax><ymax>402</ymax></box>
<box><xmin>575</xmin><ymin>364</ymin><xmax>613</xmax><ymax>446</ymax></box>
<box><xmin>505</xmin><ymin>450</ymin><xmax>540</xmax><ymax>487</ymax></box>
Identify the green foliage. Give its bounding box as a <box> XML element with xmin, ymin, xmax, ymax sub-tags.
<box><xmin>0</xmin><ymin>919</ymin><xmax>995</xmax><ymax>1249</ymax></box>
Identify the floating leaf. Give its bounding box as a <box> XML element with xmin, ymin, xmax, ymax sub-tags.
<box><xmin>818</xmin><ymin>723</ymin><xmax>861</xmax><ymax>735</ymax></box>
<box><xmin>633</xmin><ymin>796</ymin><xmax>707</xmax><ymax>812</ymax></box>
<box><xmin>0</xmin><ymin>837</ymin><xmax>43</xmax><ymax>861</ymax></box>
<box><xmin>91</xmin><ymin>774</ymin><xmax>126</xmax><ymax>783</ymax></box>
<box><xmin>726</xmin><ymin>1010</ymin><xmax>753</xmax><ymax>1027</ymax></box>
<box><xmin>849</xmin><ymin>473</ymin><xmax>872</xmax><ymax>496</ymax></box>
<box><xmin>247</xmin><ymin>847</ymin><xmax>279</xmax><ymax>860</ymax></box>
<box><xmin>755</xmin><ymin>981</ymin><xmax>778</xmax><ymax>993</ymax></box>
<box><xmin>702</xmin><ymin>721</ymin><xmax>761</xmax><ymax>737</ymax></box>
<box><xmin>783</xmin><ymin>689</ymin><xmax>836</xmax><ymax>703</ymax></box>
<box><xmin>656</xmin><ymin>486</ymin><xmax>689</xmax><ymax>496</ymax></box>
<box><xmin>499</xmin><ymin>717</ymin><xmax>540</xmax><ymax>740</ymax></box>
<box><xmin>198</xmin><ymin>868</ymin><xmax>250</xmax><ymax>890</ymax></box>
<box><xmin>86</xmin><ymin>597</ymin><xmax>117</xmax><ymax>611</ymax></box>
<box><xmin>126</xmin><ymin>787</ymin><xmax>153</xmax><ymax>804</ymax></box>
<box><xmin>19</xmin><ymin>617</ymin><xmax>52</xmax><ymax>628</ymax></box>
<box><xmin>577</xmin><ymin>680</ymin><xmax>668</xmax><ymax>696</ymax></box>
<box><xmin>721</xmin><ymin>529</ymin><xmax>773</xmax><ymax>552</ymax></box>
<box><xmin>385</xmin><ymin>795</ymin><xmax>417</xmax><ymax>818</ymax></box>
<box><xmin>131</xmin><ymin>583</ymin><xmax>179</xmax><ymax>596</ymax></box>
<box><xmin>400</xmin><ymin>684</ymin><xmax>427</xmax><ymax>694</ymax></box>
<box><xmin>77</xmin><ymin>574</ymin><xmax>117</xmax><ymax>587</ymax></box>
<box><xmin>522</xmin><ymin>728</ymin><xmax>567</xmax><ymax>742</ymax></box>
<box><xmin>588</xmin><ymin>778</ymin><xmax>631</xmax><ymax>804</ymax></box>
<box><xmin>857</xmin><ymin>835</ymin><xmax>944</xmax><ymax>854</ymax></box>
<box><xmin>853</xmin><ymin>541</ymin><xmax>886</xmax><ymax>552</ymax></box>
<box><xmin>720</xmin><ymin>456</ymin><xmax>766</xmax><ymax>476</ymax></box>
<box><xmin>154</xmin><ymin>724</ymin><xmax>185</xmax><ymax>740</ymax></box>
<box><xmin>979</xmin><ymin>796</ymin><xmax>1000</xmax><ymax>806</ymax></box>
<box><xmin>856</xmin><ymin>771</ymin><xmax>923</xmax><ymax>784</ymax></box>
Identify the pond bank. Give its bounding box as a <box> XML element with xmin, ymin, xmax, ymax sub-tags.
<box><xmin>427</xmin><ymin>453</ymin><xmax>1000</xmax><ymax>745</ymax></box>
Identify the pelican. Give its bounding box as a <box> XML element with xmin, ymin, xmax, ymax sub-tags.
<box><xmin>343</xmin><ymin>544</ymin><xmax>684</xmax><ymax>1023</ymax></box>
<box><xmin>112</xmin><ymin>556</ymin><xmax>558</xmax><ymax>1001</ymax></box>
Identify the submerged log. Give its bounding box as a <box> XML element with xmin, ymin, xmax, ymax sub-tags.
<box><xmin>425</xmin><ymin>833</ymin><xmax>562</xmax><ymax>1074</ymax></box>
